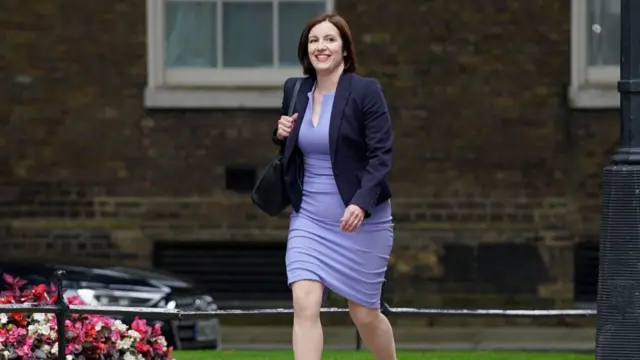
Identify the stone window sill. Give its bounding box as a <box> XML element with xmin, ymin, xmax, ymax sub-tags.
<box><xmin>567</xmin><ymin>85</ymin><xmax>619</xmax><ymax>109</ymax></box>
<box><xmin>144</xmin><ymin>87</ymin><xmax>283</xmax><ymax>109</ymax></box>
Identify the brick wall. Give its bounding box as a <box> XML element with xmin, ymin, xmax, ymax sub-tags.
<box><xmin>1</xmin><ymin>0</ymin><xmax>618</xmax><ymax>310</ymax></box>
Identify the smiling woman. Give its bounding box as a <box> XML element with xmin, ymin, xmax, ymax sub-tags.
<box><xmin>268</xmin><ymin>12</ymin><xmax>397</xmax><ymax>360</ymax></box>
<box><xmin>297</xmin><ymin>13</ymin><xmax>358</xmax><ymax>77</ymax></box>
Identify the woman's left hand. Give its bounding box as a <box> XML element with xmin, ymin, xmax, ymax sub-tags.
<box><xmin>340</xmin><ymin>205</ymin><xmax>365</xmax><ymax>232</ymax></box>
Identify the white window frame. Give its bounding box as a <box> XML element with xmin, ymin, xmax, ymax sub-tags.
<box><xmin>568</xmin><ymin>0</ymin><xmax>621</xmax><ymax>109</ymax></box>
<box><xmin>144</xmin><ymin>0</ymin><xmax>333</xmax><ymax>109</ymax></box>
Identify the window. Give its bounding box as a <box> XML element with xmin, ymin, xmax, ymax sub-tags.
<box><xmin>569</xmin><ymin>0</ymin><xmax>621</xmax><ymax>108</ymax></box>
<box><xmin>145</xmin><ymin>0</ymin><xmax>332</xmax><ymax>109</ymax></box>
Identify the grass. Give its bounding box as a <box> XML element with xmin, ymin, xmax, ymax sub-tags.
<box><xmin>173</xmin><ymin>350</ymin><xmax>594</xmax><ymax>360</ymax></box>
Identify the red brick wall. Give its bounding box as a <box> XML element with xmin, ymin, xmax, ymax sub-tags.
<box><xmin>0</xmin><ymin>0</ymin><xmax>618</xmax><ymax>309</ymax></box>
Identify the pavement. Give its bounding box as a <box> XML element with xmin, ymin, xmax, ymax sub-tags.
<box><xmin>218</xmin><ymin>326</ymin><xmax>596</xmax><ymax>351</ymax></box>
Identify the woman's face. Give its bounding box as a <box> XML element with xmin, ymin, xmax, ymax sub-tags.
<box><xmin>307</xmin><ymin>20</ymin><xmax>344</xmax><ymax>75</ymax></box>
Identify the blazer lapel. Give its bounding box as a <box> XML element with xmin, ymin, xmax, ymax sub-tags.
<box><xmin>329</xmin><ymin>72</ymin><xmax>352</xmax><ymax>162</ymax></box>
<box><xmin>285</xmin><ymin>77</ymin><xmax>314</xmax><ymax>160</ymax></box>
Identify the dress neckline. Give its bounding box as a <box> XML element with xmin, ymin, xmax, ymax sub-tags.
<box><xmin>308</xmin><ymin>82</ymin><xmax>336</xmax><ymax>98</ymax></box>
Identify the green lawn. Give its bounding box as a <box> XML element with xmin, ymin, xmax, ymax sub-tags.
<box><xmin>173</xmin><ymin>350</ymin><xmax>594</xmax><ymax>360</ymax></box>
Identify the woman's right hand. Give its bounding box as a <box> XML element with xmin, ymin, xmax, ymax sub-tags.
<box><xmin>276</xmin><ymin>113</ymin><xmax>298</xmax><ymax>140</ymax></box>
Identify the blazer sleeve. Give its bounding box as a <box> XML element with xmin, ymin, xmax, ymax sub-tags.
<box><xmin>350</xmin><ymin>78</ymin><xmax>393</xmax><ymax>216</ymax></box>
<box><xmin>271</xmin><ymin>77</ymin><xmax>295</xmax><ymax>148</ymax></box>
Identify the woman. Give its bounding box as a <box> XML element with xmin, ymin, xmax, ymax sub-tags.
<box><xmin>272</xmin><ymin>12</ymin><xmax>397</xmax><ymax>360</ymax></box>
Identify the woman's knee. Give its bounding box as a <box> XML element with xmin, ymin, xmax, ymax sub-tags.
<box><xmin>348</xmin><ymin>301</ymin><xmax>379</xmax><ymax>327</ymax></box>
<box><xmin>291</xmin><ymin>280</ymin><xmax>323</xmax><ymax>321</ymax></box>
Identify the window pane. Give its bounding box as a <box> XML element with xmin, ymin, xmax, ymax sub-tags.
<box><xmin>165</xmin><ymin>1</ymin><xmax>217</xmax><ymax>68</ymax></box>
<box><xmin>223</xmin><ymin>2</ymin><xmax>273</xmax><ymax>67</ymax></box>
<box><xmin>278</xmin><ymin>2</ymin><xmax>326</xmax><ymax>66</ymax></box>
<box><xmin>587</xmin><ymin>0</ymin><xmax>620</xmax><ymax>66</ymax></box>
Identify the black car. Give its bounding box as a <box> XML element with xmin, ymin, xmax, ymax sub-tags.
<box><xmin>105</xmin><ymin>266</ymin><xmax>221</xmax><ymax>350</ymax></box>
<box><xmin>0</xmin><ymin>262</ymin><xmax>220</xmax><ymax>350</ymax></box>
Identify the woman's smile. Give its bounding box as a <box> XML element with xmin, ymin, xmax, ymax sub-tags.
<box><xmin>315</xmin><ymin>54</ymin><xmax>331</xmax><ymax>62</ymax></box>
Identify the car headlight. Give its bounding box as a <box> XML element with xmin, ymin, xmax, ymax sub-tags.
<box><xmin>65</xmin><ymin>288</ymin><xmax>166</xmax><ymax>308</ymax></box>
<box><xmin>167</xmin><ymin>300</ymin><xmax>176</xmax><ymax>309</ymax></box>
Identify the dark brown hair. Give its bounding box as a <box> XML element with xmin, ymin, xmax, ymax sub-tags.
<box><xmin>297</xmin><ymin>13</ymin><xmax>358</xmax><ymax>76</ymax></box>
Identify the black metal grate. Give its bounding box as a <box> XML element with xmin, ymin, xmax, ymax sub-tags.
<box><xmin>596</xmin><ymin>165</ymin><xmax>640</xmax><ymax>358</ymax></box>
<box><xmin>574</xmin><ymin>239</ymin><xmax>599</xmax><ymax>303</ymax></box>
<box><xmin>153</xmin><ymin>241</ymin><xmax>290</xmax><ymax>304</ymax></box>
<box><xmin>224</xmin><ymin>165</ymin><xmax>257</xmax><ymax>193</ymax></box>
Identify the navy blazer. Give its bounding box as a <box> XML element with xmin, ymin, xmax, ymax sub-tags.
<box><xmin>272</xmin><ymin>72</ymin><xmax>393</xmax><ymax>218</ymax></box>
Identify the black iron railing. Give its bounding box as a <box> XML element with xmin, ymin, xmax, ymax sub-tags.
<box><xmin>0</xmin><ymin>270</ymin><xmax>597</xmax><ymax>360</ymax></box>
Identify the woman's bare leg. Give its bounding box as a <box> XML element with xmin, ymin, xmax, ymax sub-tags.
<box><xmin>291</xmin><ymin>280</ymin><xmax>324</xmax><ymax>360</ymax></box>
<box><xmin>348</xmin><ymin>300</ymin><xmax>397</xmax><ymax>360</ymax></box>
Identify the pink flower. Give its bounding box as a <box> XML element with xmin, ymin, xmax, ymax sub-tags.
<box><xmin>153</xmin><ymin>322</ymin><xmax>163</xmax><ymax>336</ymax></box>
<box><xmin>7</xmin><ymin>326</ymin><xmax>25</xmax><ymax>344</ymax></box>
<box><xmin>15</xmin><ymin>344</ymin><xmax>31</xmax><ymax>357</ymax></box>
<box><xmin>110</xmin><ymin>330</ymin><xmax>121</xmax><ymax>342</ymax></box>
<box><xmin>65</xmin><ymin>295</ymin><xmax>85</xmax><ymax>306</ymax></box>
<box><xmin>65</xmin><ymin>342</ymin><xmax>81</xmax><ymax>354</ymax></box>
<box><xmin>131</xmin><ymin>317</ymin><xmax>152</xmax><ymax>338</ymax></box>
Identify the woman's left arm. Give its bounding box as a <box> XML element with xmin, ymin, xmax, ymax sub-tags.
<box><xmin>349</xmin><ymin>78</ymin><xmax>393</xmax><ymax>216</ymax></box>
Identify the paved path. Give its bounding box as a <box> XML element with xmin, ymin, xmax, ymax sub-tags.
<box><xmin>218</xmin><ymin>326</ymin><xmax>595</xmax><ymax>351</ymax></box>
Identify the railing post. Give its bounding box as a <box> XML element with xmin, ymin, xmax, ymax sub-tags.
<box><xmin>53</xmin><ymin>270</ymin><xmax>68</xmax><ymax>360</ymax></box>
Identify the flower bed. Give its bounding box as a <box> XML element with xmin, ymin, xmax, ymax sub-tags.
<box><xmin>0</xmin><ymin>274</ymin><xmax>175</xmax><ymax>360</ymax></box>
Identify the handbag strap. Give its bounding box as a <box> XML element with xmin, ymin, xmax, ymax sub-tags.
<box><xmin>288</xmin><ymin>78</ymin><xmax>303</xmax><ymax>116</ymax></box>
<box><xmin>277</xmin><ymin>78</ymin><xmax>303</xmax><ymax>155</ymax></box>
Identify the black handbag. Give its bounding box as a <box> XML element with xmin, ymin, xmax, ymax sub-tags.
<box><xmin>251</xmin><ymin>78</ymin><xmax>303</xmax><ymax>216</ymax></box>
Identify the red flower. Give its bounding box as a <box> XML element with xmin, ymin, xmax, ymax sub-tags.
<box><xmin>135</xmin><ymin>341</ymin><xmax>152</xmax><ymax>353</ymax></box>
<box><xmin>10</xmin><ymin>312</ymin><xmax>23</xmax><ymax>322</ymax></box>
<box><xmin>30</xmin><ymin>284</ymin><xmax>47</xmax><ymax>299</ymax></box>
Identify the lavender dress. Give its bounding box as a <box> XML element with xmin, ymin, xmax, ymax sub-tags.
<box><xmin>285</xmin><ymin>88</ymin><xmax>394</xmax><ymax>309</ymax></box>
